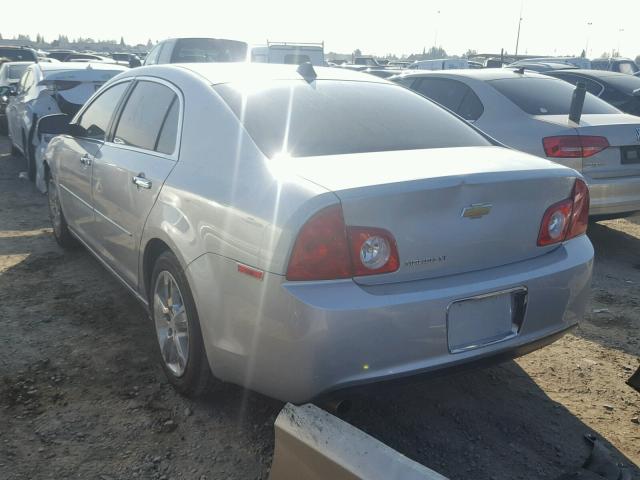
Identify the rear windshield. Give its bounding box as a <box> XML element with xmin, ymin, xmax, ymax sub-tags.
<box><xmin>214</xmin><ymin>80</ymin><xmax>491</xmax><ymax>158</ymax></box>
<box><xmin>601</xmin><ymin>74</ymin><xmax>640</xmax><ymax>94</ymax></box>
<box><xmin>8</xmin><ymin>64</ymin><xmax>29</xmax><ymax>79</ymax></box>
<box><xmin>0</xmin><ymin>48</ymin><xmax>37</xmax><ymax>62</ymax></box>
<box><xmin>489</xmin><ymin>77</ymin><xmax>620</xmax><ymax>115</ymax></box>
<box><xmin>171</xmin><ymin>38</ymin><xmax>247</xmax><ymax>63</ymax></box>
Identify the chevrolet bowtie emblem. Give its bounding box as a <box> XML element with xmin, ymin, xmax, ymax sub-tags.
<box><xmin>461</xmin><ymin>203</ymin><xmax>492</xmax><ymax>219</ymax></box>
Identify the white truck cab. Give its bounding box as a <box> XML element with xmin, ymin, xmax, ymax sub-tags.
<box><xmin>251</xmin><ymin>42</ymin><xmax>324</xmax><ymax>66</ymax></box>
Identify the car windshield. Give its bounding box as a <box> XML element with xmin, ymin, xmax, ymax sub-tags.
<box><xmin>488</xmin><ymin>77</ymin><xmax>620</xmax><ymax>115</ymax></box>
<box><xmin>8</xmin><ymin>64</ymin><xmax>29</xmax><ymax>79</ymax></box>
<box><xmin>214</xmin><ymin>80</ymin><xmax>491</xmax><ymax>158</ymax></box>
<box><xmin>0</xmin><ymin>48</ymin><xmax>37</xmax><ymax>62</ymax></box>
<box><xmin>171</xmin><ymin>38</ymin><xmax>248</xmax><ymax>63</ymax></box>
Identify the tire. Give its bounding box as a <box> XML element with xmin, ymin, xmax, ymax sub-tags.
<box><xmin>47</xmin><ymin>175</ymin><xmax>78</xmax><ymax>249</ymax></box>
<box><xmin>150</xmin><ymin>250</ymin><xmax>213</xmax><ymax>397</ymax></box>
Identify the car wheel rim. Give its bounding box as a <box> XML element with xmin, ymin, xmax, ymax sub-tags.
<box><xmin>48</xmin><ymin>179</ymin><xmax>62</xmax><ymax>236</ymax></box>
<box><xmin>153</xmin><ymin>271</ymin><xmax>189</xmax><ymax>377</ymax></box>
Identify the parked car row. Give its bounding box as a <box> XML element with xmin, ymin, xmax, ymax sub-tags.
<box><xmin>1</xmin><ymin>40</ymin><xmax>637</xmax><ymax>407</ymax></box>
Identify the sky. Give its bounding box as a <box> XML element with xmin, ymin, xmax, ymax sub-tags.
<box><xmin>3</xmin><ymin>0</ymin><xmax>638</xmax><ymax>59</ymax></box>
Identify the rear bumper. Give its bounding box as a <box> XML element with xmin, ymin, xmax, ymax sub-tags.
<box><xmin>587</xmin><ymin>175</ymin><xmax>640</xmax><ymax>216</ymax></box>
<box><xmin>188</xmin><ymin>236</ymin><xmax>593</xmax><ymax>404</ymax></box>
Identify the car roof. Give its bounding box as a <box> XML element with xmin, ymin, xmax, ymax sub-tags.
<box><xmin>168</xmin><ymin>62</ymin><xmax>390</xmax><ymax>85</ymax></box>
<box><xmin>396</xmin><ymin>68</ymin><xmax>552</xmax><ymax>81</ymax></box>
<box><xmin>36</xmin><ymin>61</ymin><xmax>128</xmax><ymax>73</ymax></box>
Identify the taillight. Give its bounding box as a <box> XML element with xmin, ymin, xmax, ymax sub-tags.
<box><xmin>286</xmin><ymin>205</ymin><xmax>400</xmax><ymax>281</ymax></box>
<box><xmin>537</xmin><ymin>179</ymin><xmax>590</xmax><ymax>246</ymax></box>
<box><xmin>348</xmin><ymin>227</ymin><xmax>399</xmax><ymax>276</ymax></box>
<box><xmin>286</xmin><ymin>205</ymin><xmax>352</xmax><ymax>281</ymax></box>
<box><xmin>543</xmin><ymin>136</ymin><xmax>609</xmax><ymax>158</ymax></box>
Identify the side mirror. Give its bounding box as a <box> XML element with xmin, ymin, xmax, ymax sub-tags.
<box><xmin>36</xmin><ymin>113</ymin><xmax>71</xmax><ymax>137</ymax></box>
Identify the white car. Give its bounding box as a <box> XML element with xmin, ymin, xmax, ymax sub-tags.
<box><xmin>407</xmin><ymin>58</ymin><xmax>470</xmax><ymax>71</ymax></box>
<box><xmin>5</xmin><ymin>61</ymin><xmax>127</xmax><ymax>189</ymax></box>
<box><xmin>0</xmin><ymin>61</ymin><xmax>34</xmax><ymax>131</ymax></box>
<box><xmin>394</xmin><ymin>69</ymin><xmax>640</xmax><ymax>218</ymax></box>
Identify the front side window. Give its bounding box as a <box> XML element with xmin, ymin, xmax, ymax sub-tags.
<box><xmin>488</xmin><ymin>77</ymin><xmax>620</xmax><ymax>115</ymax></box>
<box><xmin>144</xmin><ymin>43</ymin><xmax>163</xmax><ymax>65</ymax></box>
<box><xmin>214</xmin><ymin>80</ymin><xmax>491</xmax><ymax>158</ymax></box>
<box><xmin>76</xmin><ymin>81</ymin><xmax>130</xmax><ymax>141</ymax></box>
<box><xmin>113</xmin><ymin>81</ymin><xmax>179</xmax><ymax>154</ymax></box>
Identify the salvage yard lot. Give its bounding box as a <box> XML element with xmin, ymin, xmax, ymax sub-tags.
<box><xmin>0</xmin><ymin>134</ymin><xmax>638</xmax><ymax>480</ymax></box>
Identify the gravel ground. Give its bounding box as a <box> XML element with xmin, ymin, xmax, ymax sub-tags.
<box><xmin>0</xmin><ymin>135</ymin><xmax>638</xmax><ymax>480</ymax></box>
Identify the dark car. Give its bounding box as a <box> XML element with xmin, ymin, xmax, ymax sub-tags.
<box><xmin>545</xmin><ymin>69</ymin><xmax>640</xmax><ymax>116</ymax></box>
<box><xmin>0</xmin><ymin>46</ymin><xmax>38</xmax><ymax>63</ymax></box>
<box><xmin>144</xmin><ymin>37</ymin><xmax>248</xmax><ymax>65</ymax></box>
<box><xmin>591</xmin><ymin>57</ymin><xmax>639</xmax><ymax>76</ymax></box>
<box><xmin>110</xmin><ymin>52</ymin><xmax>142</xmax><ymax>67</ymax></box>
<box><xmin>45</xmin><ymin>49</ymin><xmax>77</xmax><ymax>61</ymax></box>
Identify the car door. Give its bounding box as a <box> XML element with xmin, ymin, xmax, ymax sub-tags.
<box><xmin>7</xmin><ymin>68</ymin><xmax>32</xmax><ymax>151</ymax></box>
<box><xmin>56</xmin><ymin>81</ymin><xmax>131</xmax><ymax>243</ymax></box>
<box><xmin>90</xmin><ymin>79</ymin><xmax>181</xmax><ymax>288</ymax></box>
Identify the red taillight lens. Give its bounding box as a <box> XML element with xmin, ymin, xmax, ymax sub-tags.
<box><xmin>543</xmin><ymin>136</ymin><xmax>609</xmax><ymax>158</ymax></box>
<box><xmin>286</xmin><ymin>206</ymin><xmax>400</xmax><ymax>281</ymax></box>
<box><xmin>567</xmin><ymin>178</ymin><xmax>589</xmax><ymax>239</ymax></box>
<box><xmin>286</xmin><ymin>205</ymin><xmax>352</xmax><ymax>281</ymax></box>
<box><xmin>537</xmin><ymin>179</ymin><xmax>590</xmax><ymax>246</ymax></box>
<box><xmin>348</xmin><ymin>227</ymin><xmax>399</xmax><ymax>276</ymax></box>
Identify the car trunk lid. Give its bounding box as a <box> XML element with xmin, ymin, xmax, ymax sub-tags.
<box><xmin>289</xmin><ymin>146</ymin><xmax>579</xmax><ymax>285</ymax></box>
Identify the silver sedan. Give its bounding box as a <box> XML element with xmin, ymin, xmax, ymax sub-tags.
<box><xmin>393</xmin><ymin>69</ymin><xmax>640</xmax><ymax>218</ymax></box>
<box><xmin>42</xmin><ymin>63</ymin><xmax>593</xmax><ymax>403</ymax></box>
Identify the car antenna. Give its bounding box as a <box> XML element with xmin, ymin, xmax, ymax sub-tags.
<box><xmin>297</xmin><ymin>62</ymin><xmax>317</xmax><ymax>82</ymax></box>
<box><xmin>515</xmin><ymin>67</ymin><xmax>525</xmax><ymax>74</ymax></box>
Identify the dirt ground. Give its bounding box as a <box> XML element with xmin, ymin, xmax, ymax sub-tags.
<box><xmin>0</xmin><ymin>134</ymin><xmax>638</xmax><ymax>480</ymax></box>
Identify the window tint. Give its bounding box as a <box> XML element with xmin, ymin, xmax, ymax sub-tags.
<box><xmin>412</xmin><ymin>78</ymin><xmax>484</xmax><ymax>121</ymax></box>
<box><xmin>77</xmin><ymin>82</ymin><xmax>130</xmax><ymax>140</ymax></box>
<box><xmin>412</xmin><ymin>78</ymin><xmax>468</xmax><ymax>112</ymax></box>
<box><xmin>145</xmin><ymin>43</ymin><xmax>163</xmax><ymax>65</ymax></box>
<box><xmin>156</xmin><ymin>98</ymin><xmax>179</xmax><ymax>155</ymax></box>
<box><xmin>214</xmin><ymin>80</ymin><xmax>491</xmax><ymax>158</ymax></box>
<box><xmin>457</xmin><ymin>89</ymin><xmax>484</xmax><ymax>121</ymax></box>
<box><xmin>0</xmin><ymin>48</ymin><xmax>37</xmax><ymax>62</ymax></box>
<box><xmin>8</xmin><ymin>64</ymin><xmax>29</xmax><ymax>79</ymax></box>
<box><xmin>600</xmin><ymin>86</ymin><xmax>630</xmax><ymax>108</ymax></box>
<box><xmin>550</xmin><ymin>73</ymin><xmax>604</xmax><ymax>96</ymax></box>
<box><xmin>170</xmin><ymin>38</ymin><xmax>247</xmax><ymax>63</ymax></box>
<box><xmin>488</xmin><ymin>77</ymin><xmax>619</xmax><ymax>115</ymax></box>
<box><xmin>601</xmin><ymin>74</ymin><xmax>640</xmax><ymax>94</ymax></box>
<box><xmin>114</xmin><ymin>81</ymin><xmax>178</xmax><ymax>154</ymax></box>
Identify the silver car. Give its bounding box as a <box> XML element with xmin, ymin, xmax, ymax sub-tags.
<box><xmin>393</xmin><ymin>69</ymin><xmax>640</xmax><ymax>218</ymax></box>
<box><xmin>42</xmin><ymin>63</ymin><xmax>593</xmax><ymax>403</ymax></box>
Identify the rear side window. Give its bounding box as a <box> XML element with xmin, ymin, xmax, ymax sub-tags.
<box><xmin>77</xmin><ymin>82</ymin><xmax>130</xmax><ymax>140</ymax></box>
<box><xmin>170</xmin><ymin>38</ymin><xmax>247</xmax><ymax>63</ymax></box>
<box><xmin>412</xmin><ymin>77</ymin><xmax>484</xmax><ymax>121</ymax></box>
<box><xmin>113</xmin><ymin>81</ymin><xmax>179</xmax><ymax>154</ymax></box>
<box><xmin>488</xmin><ymin>77</ymin><xmax>619</xmax><ymax>115</ymax></box>
<box><xmin>214</xmin><ymin>80</ymin><xmax>491</xmax><ymax>158</ymax></box>
<box><xmin>550</xmin><ymin>74</ymin><xmax>604</xmax><ymax>96</ymax></box>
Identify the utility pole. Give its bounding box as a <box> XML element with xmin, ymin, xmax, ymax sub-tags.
<box><xmin>585</xmin><ymin>22</ymin><xmax>592</xmax><ymax>57</ymax></box>
<box><xmin>514</xmin><ymin>2</ymin><xmax>523</xmax><ymax>57</ymax></box>
<box><xmin>434</xmin><ymin>9</ymin><xmax>441</xmax><ymax>48</ymax></box>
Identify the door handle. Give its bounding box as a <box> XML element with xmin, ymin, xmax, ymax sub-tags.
<box><xmin>80</xmin><ymin>154</ymin><xmax>92</xmax><ymax>166</ymax></box>
<box><xmin>132</xmin><ymin>174</ymin><xmax>152</xmax><ymax>189</ymax></box>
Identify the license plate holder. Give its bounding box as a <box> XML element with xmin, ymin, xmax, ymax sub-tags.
<box><xmin>447</xmin><ymin>288</ymin><xmax>527</xmax><ymax>354</ymax></box>
<box><xmin>621</xmin><ymin>146</ymin><xmax>640</xmax><ymax>165</ymax></box>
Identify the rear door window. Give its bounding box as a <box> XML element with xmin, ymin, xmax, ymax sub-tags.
<box><xmin>488</xmin><ymin>77</ymin><xmax>620</xmax><ymax>115</ymax></box>
<box><xmin>76</xmin><ymin>81</ymin><xmax>130</xmax><ymax>141</ymax></box>
<box><xmin>113</xmin><ymin>81</ymin><xmax>179</xmax><ymax>154</ymax></box>
<box><xmin>550</xmin><ymin>73</ymin><xmax>604</xmax><ymax>96</ymax></box>
<box><xmin>412</xmin><ymin>77</ymin><xmax>484</xmax><ymax>121</ymax></box>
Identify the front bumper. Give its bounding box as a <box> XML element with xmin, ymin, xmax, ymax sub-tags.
<box><xmin>587</xmin><ymin>175</ymin><xmax>640</xmax><ymax>217</ymax></box>
<box><xmin>187</xmin><ymin>235</ymin><xmax>593</xmax><ymax>404</ymax></box>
